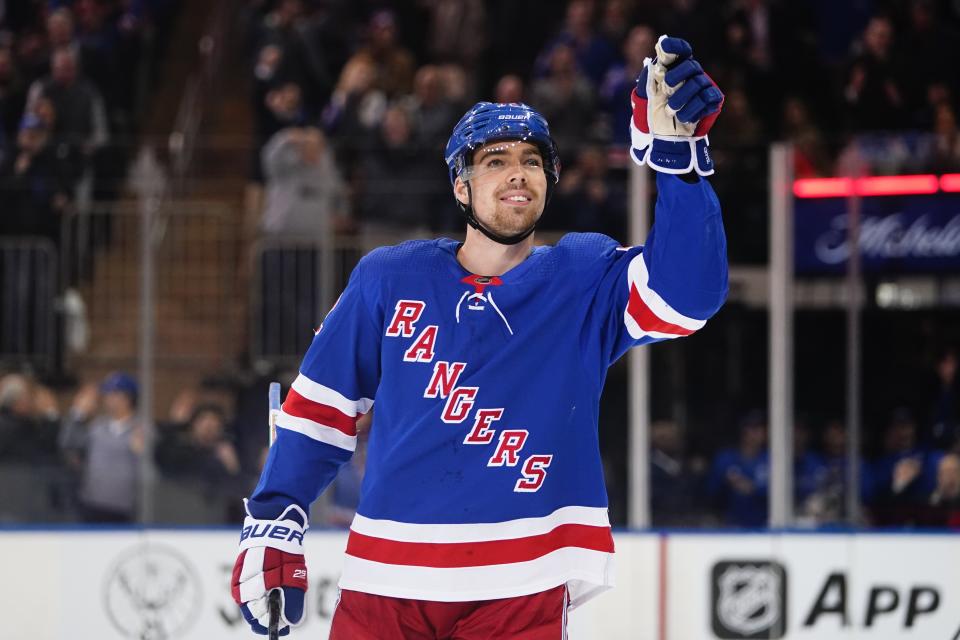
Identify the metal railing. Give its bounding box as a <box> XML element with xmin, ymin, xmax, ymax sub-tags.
<box><xmin>59</xmin><ymin>201</ymin><xmax>237</xmax><ymax>369</ymax></box>
<box><xmin>168</xmin><ymin>0</ymin><xmax>238</xmax><ymax>196</ymax></box>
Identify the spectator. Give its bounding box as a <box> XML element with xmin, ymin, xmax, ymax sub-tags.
<box><xmin>357</xmin><ymin>104</ymin><xmax>433</xmax><ymax>233</ymax></box>
<box><xmin>0</xmin><ymin>111</ymin><xmax>76</xmax><ymax>242</ymax></box>
<box><xmin>349</xmin><ymin>10</ymin><xmax>415</xmax><ymax>98</ymax></box>
<box><xmin>163</xmin><ymin>386</ymin><xmax>200</xmax><ymax>432</ymax></box>
<box><xmin>59</xmin><ymin>372</ymin><xmax>143</xmax><ymax>523</ymax></box>
<box><xmin>493</xmin><ymin>73</ymin><xmax>525</xmax><ymax>105</ymax></box>
<box><xmin>706</xmin><ymin>410</ymin><xmax>770</xmax><ymax>527</ymax></box>
<box><xmin>0</xmin><ymin>373</ymin><xmax>59</xmax><ymax>463</ymax></box>
<box><xmin>324</xmin><ymin>55</ymin><xmax>386</xmax><ymax>176</ymax></box>
<box><xmin>793</xmin><ymin>421</ymin><xmax>827</xmax><ymax>513</ymax></box>
<box><xmin>260</xmin><ymin>125</ymin><xmax>349</xmax><ymax>236</ymax></box>
<box><xmin>598</xmin><ymin>0</ymin><xmax>633</xmax><ymax>50</ymax></box>
<box><xmin>869</xmin><ymin>407</ymin><xmax>942</xmax><ymax>525</ymax></box>
<box><xmin>780</xmin><ymin>95</ymin><xmax>831</xmax><ymax>178</ymax></box>
<box><xmin>535</xmin><ymin>0</ymin><xmax>618</xmax><ymax>88</ymax></box>
<box><xmin>708</xmin><ymin>87</ymin><xmax>763</xmax><ymax>161</ymax></box>
<box><xmin>529</xmin><ymin>43</ymin><xmax>597</xmax><ymax>162</ymax></box>
<box><xmin>252</xmin><ymin>43</ymin><xmax>285</xmax><ymax>118</ymax></box>
<box><xmin>437</xmin><ymin>63</ymin><xmax>469</xmax><ymax>112</ymax></box>
<box><xmin>800</xmin><ymin>419</ymin><xmax>850</xmax><ymax>524</ymax></box>
<box><xmin>251</xmin><ymin>80</ymin><xmax>305</xmax><ymax>183</ymax></box>
<box><xmin>251</xmin><ymin>0</ymin><xmax>333</xmax><ymax>117</ymax></box>
<box><xmin>547</xmin><ymin>143</ymin><xmax>626</xmax><ymax>236</ymax></box>
<box><xmin>842</xmin><ymin>16</ymin><xmax>905</xmax><ymax>132</ymax></box>
<box><xmin>600</xmin><ymin>24</ymin><xmax>654</xmax><ymax>146</ymax></box>
<box><xmin>899</xmin><ymin>0</ymin><xmax>960</xmax><ymax>126</ymax></box>
<box><xmin>44</xmin><ymin>8</ymin><xmax>79</xmax><ymax>71</ymax></box>
<box><xmin>419</xmin><ymin>0</ymin><xmax>487</xmax><ymax>70</ymax></box>
<box><xmin>650</xmin><ymin>419</ymin><xmax>707</xmax><ymax>526</ymax></box>
<box><xmin>924</xmin><ymin>453</ymin><xmax>960</xmax><ymax>528</ymax></box>
<box><xmin>156</xmin><ymin>403</ymin><xmax>245</xmax><ymax>521</ymax></box>
<box><xmin>27</xmin><ymin>46</ymin><xmax>108</xmax><ymax>157</ymax></box>
<box><xmin>404</xmin><ymin>65</ymin><xmax>460</xmax><ymax>153</ymax></box>
<box><xmin>926</xmin><ymin>103</ymin><xmax>960</xmax><ymax>173</ymax></box>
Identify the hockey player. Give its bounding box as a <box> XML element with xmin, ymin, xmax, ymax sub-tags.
<box><xmin>232</xmin><ymin>35</ymin><xmax>726</xmax><ymax>638</ymax></box>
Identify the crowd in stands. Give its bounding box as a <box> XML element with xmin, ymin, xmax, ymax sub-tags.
<box><xmin>0</xmin><ymin>345</ymin><xmax>956</xmax><ymax>528</ymax></box>
<box><xmin>0</xmin><ymin>366</ymin><xmax>368</xmax><ymax>525</ymax></box>
<box><xmin>0</xmin><ymin>0</ymin><xmax>173</xmax><ymax>244</ymax></box>
<box><xmin>242</xmin><ymin>0</ymin><xmax>960</xmax><ymax>244</ymax></box>
<box><xmin>647</xmin><ymin>348</ymin><xmax>960</xmax><ymax>529</ymax></box>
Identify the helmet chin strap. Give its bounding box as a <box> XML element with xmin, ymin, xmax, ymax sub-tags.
<box><xmin>459</xmin><ymin>181</ymin><xmax>550</xmax><ymax>246</ymax></box>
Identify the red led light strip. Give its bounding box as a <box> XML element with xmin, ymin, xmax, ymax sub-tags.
<box><xmin>793</xmin><ymin>174</ymin><xmax>954</xmax><ymax>198</ymax></box>
<box><xmin>941</xmin><ymin>174</ymin><xmax>960</xmax><ymax>192</ymax></box>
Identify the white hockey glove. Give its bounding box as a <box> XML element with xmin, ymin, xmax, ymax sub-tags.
<box><xmin>630</xmin><ymin>35</ymin><xmax>724</xmax><ymax>175</ymax></box>
<box><xmin>231</xmin><ymin>502</ymin><xmax>309</xmax><ymax>636</ymax></box>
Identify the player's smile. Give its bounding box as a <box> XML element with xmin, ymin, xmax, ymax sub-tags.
<box><xmin>498</xmin><ymin>188</ymin><xmax>535</xmax><ymax>207</ymax></box>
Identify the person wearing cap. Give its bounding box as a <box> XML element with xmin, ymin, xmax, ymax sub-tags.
<box><xmin>59</xmin><ymin>372</ymin><xmax>143</xmax><ymax>523</ymax></box>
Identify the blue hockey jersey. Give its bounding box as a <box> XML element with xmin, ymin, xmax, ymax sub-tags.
<box><xmin>250</xmin><ymin>172</ymin><xmax>728</xmax><ymax>607</ymax></box>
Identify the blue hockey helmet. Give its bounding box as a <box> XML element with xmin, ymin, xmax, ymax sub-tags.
<box><xmin>444</xmin><ymin>102</ymin><xmax>561</xmax><ymax>187</ymax></box>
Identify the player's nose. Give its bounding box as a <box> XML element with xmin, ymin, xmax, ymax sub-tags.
<box><xmin>506</xmin><ymin>166</ymin><xmax>527</xmax><ymax>183</ymax></box>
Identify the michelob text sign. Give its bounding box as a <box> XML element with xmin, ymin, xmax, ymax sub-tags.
<box><xmin>794</xmin><ymin>193</ymin><xmax>960</xmax><ymax>274</ymax></box>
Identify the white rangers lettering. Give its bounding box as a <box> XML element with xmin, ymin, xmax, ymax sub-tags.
<box><xmin>386</xmin><ymin>300</ymin><xmax>425</xmax><ymax>337</ymax></box>
<box><xmin>403</xmin><ymin>325</ymin><xmax>438</xmax><ymax>363</ymax></box>
<box><xmin>514</xmin><ymin>454</ymin><xmax>553</xmax><ymax>492</ymax></box>
<box><xmin>441</xmin><ymin>387</ymin><xmax>478</xmax><ymax>423</ymax></box>
<box><xmin>424</xmin><ymin>361</ymin><xmax>466</xmax><ymax>399</ymax></box>
<box><xmin>487</xmin><ymin>430</ymin><xmax>528</xmax><ymax>467</ymax></box>
<box><xmin>463</xmin><ymin>408</ymin><xmax>503</xmax><ymax>445</ymax></box>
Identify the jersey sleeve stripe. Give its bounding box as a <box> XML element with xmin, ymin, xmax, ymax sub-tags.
<box><xmin>625</xmin><ymin>253</ymin><xmax>707</xmax><ymax>338</ymax></box>
<box><xmin>283</xmin><ymin>388</ymin><xmax>357</xmax><ymax>436</ymax></box>
<box><xmin>627</xmin><ymin>282</ymin><xmax>695</xmax><ymax>336</ymax></box>
<box><xmin>291</xmin><ymin>373</ymin><xmax>374</xmax><ymax>417</ymax></box>
<box><xmin>275</xmin><ymin>412</ymin><xmax>357</xmax><ymax>452</ymax></box>
<box><xmin>344</xmin><ymin>523</ymin><xmax>614</xmax><ymax>569</ymax></box>
<box><xmin>350</xmin><ymin>506</ymin><xmax>611</xmax><ymax>543</ymax></box>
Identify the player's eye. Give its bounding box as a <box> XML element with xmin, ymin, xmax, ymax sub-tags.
<box><xmin>525</xmin><ymin>158</ymin><xmax>543</xmax><ymax>167</ymax></box>
<box><xmin>486</xmin><ymin>158</ymin><xmax>504</xmax><ymax>167</ymax></box>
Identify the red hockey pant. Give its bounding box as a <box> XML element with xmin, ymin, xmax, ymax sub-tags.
<box><xmin>328</xmin><ymin>584</ymin><xmax>568</xmax><ymax>639</ymax></box>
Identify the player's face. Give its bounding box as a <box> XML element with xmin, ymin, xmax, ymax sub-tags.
<box><xmin>456</xmin><ymin>141</ymin><xmax>548</xmax><ymax>235</ymax></box>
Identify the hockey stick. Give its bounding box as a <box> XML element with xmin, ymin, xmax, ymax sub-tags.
<box><xmin>267</xmin><ymin>382</ymin><xmax>282</xmax><ymax>640</ymax></box>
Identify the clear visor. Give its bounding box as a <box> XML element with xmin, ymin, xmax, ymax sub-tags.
<box><xmin>460</xmin><ymin>140</ymin><xmax>547</xmax><ymax>182</ymax></box>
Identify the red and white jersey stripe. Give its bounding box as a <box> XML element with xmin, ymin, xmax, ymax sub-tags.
<box><xmin>338</xmin><ymin>506</ymin><xmax>615</xmax><ymax>607</ymax></box>
<box><xmin>275</xmin><ymin>374</ymin><xmax>374</xmax><ymax>452</ymax></box>
<box><xmin>624</xmin><ymin>253</ymin><xmax>707</xmax><ymax>340</ymax></box>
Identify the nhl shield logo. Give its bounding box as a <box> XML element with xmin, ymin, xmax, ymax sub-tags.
<box><xmin>711</xmin><ymin>560</ymin><xmax>787</xmax><ymax>639</ymax></box>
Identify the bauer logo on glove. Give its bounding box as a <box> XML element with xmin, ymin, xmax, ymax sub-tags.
<box><xmin>232</xmin><ymin>501</ymin><xmax>310</xmax><ymax>636</ymax></box>
<box><xmin>630</xmin><ymin>35</ymin><xmax>724</xmax><ymax>175</ymax></box>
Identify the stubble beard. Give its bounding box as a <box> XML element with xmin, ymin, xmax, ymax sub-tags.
<box><xmin>487</xmin><ymin>203</ymin><xmax>542</xmax><ymax>235</ymax></box>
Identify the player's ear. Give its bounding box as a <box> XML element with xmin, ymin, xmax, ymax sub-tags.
<box><xmin>453</xmin><ymin>176</ymin><xmax>469</xmax><ymax>206</ymax></box>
